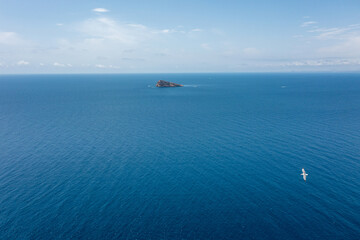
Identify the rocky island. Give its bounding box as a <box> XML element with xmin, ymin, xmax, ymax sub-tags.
<box><xmin>156</xmin><ymin>80</ymin><xmax>183</xmax><ymax>87</ymax></box>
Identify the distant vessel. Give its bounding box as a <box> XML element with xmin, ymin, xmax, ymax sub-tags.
<box><xmin>301</xmin><ymin>168</ymin><xmax>308</xmax><ymax>181</ymax></box>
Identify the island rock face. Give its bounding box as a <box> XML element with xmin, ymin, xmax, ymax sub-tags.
<box><xmin>156</xmin><ymin>80</ymin><xmax>183</xmax><ymax>87</ymax></box>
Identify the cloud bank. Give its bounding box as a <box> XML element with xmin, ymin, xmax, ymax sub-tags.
<box><xmin>2</xmin><ymin>13</ymin><xmax>360</xmax><ymax>73</ymax></box>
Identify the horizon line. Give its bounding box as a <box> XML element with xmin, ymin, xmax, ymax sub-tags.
<box><xmin>1</xmin><ymin>71</ymin><xmax>360</xmax><ymax>75</ymax></box>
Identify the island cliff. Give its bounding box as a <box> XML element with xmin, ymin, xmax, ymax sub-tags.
<box><xmin>156</xmin><ymin>80</ymin><xmax>183</xmax><ymax>87</ymax></box>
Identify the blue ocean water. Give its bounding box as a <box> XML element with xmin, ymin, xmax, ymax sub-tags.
<box><xmin>0</xmin><ymin>73</ymin><xmax>359</xmax><ymax>239</ymax></box>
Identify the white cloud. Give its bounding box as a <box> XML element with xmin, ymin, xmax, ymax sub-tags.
<box><xmin>159</xmin><ymin>28</ymin><xmax>185</xmax><ymax>34</ymax></box>
<box><xmin>318</xmin><ymin>36</ymin><xmax>360</xmax><ymax>57</ymax></box>
<box><xmin>191</xmin><ymin>28</ymin><xmax>202</xmax><ymax>32</ymax></box>
<box><xmin>296</xmin><ymin>21</ymin><xmax>360</xmax><ymax>59</ymax></box>
<box><xmin>95</xmin><ymin>64</ymin><xmax>106</xmax><ymax>68</ymax></box>
<box><xmin>27</xmin><ymin>17</ymin><xmax>209</xmax><ymax>72</ymax></box>
<box><xmin>310</xmin><ymin>27</ymin><xmax>347</xmax><ymax>39</ymax></box>
<box><xmin>95</xmin><ymin>64</ymin><xmax>120</xmax><ymax>69</ymax></box>
<box><xmin>271</xmin><ymin>58</ymin><xmax>360</xmax><ymax>67</ymax></box>
<box><xmin>78</xmin><ymin>17</ymin><xmax>153</xmax><ymax>44</ymax></box>
<box><xmin>17</xmin><ymin>60</ymin><xmax>29</xmax><ymax>65</ymax></box>
<box><xmin>53</xmin><ymin>62</ymin><xmax>66</xmax><ymax>67</ymax></box>
<box><xmin>92</xmin><ymin>8</ymin><xmax>109</xmax><ymax>13</ymax></box>
<box><xmin>0</xmin><ymin>32</ymin><xmax>23</xmax><ymax>45</ymax></box>
<box><xmin>56</xmin><ymin>23</ymin><xmax>63</xmax><ymax>26</ymax></box>
<box><xmin>309</xmin><ymin>24</ymin><xmax>360</xmax><ymax>39</ymax></box>
<box><xmin>53</xmin><ymin>62</ymin><xmax>72</xmax><ymax>67</ymax></box>
<box><xmin>301</xmin><ymin>21</ymin><xmax>317</xmax><ymax>27</ymax></box>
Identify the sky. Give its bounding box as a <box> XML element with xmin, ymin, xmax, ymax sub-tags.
<box><xmin>1</xmin><ymin>0</ymin><xmax>360</xmax><ymax>73</ymax></box>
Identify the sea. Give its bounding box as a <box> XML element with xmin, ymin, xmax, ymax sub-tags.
<box><xmin>0</xmin><ymin>73</ymin><xmax>359</xmax><ymax>240</ymax></box>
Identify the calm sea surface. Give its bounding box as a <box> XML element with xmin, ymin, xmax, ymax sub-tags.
<box><xmin>0</xmin><ymin>73</ymin><xmax>359</xmax><ymax>239</ymax></box>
